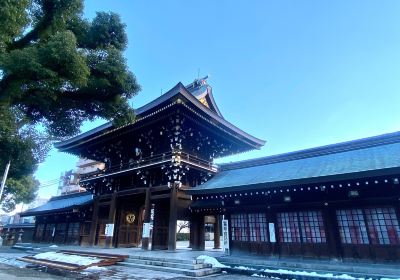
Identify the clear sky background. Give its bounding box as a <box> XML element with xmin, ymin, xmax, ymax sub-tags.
<box><xmin>34</xmin><ymin>0</ymin><xmax>400</xmax><ymax>199</ymax></box>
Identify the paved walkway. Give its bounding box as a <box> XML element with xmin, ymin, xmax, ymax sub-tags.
<box><xmin>46</xmin><ymin>245</ymin><xmax>400</xmax><ymax>279</ymax></box>
<box><xmin>0</xmin><ymin>263</ymin><xmax>73</xmax><ymax>280</ymax></box>
<box><xmin>0</xmin><ymin>257</ymin><xmax>257</xmax><ymax>280</ymax></box>
<box><xmin>4</xmin><ymin>243</ymin><xmax>400</xmax><ymax>279</ymax></box>
<box><xmin>218</xmin><ymin>253</ymin><xmax>400</xmax><ymax>279</ymax></box>
<box><xmin>25</xmin><ymin>241</ymin><xmax>224</xmax><ymax>261</ymax></box>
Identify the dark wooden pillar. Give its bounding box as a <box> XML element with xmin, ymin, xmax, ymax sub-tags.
<box><xmin>64</xmin><ymin>220</ymin><xmax>70</xmax><ymax>244</ymax></box>
<box><xmin>214</xmin><ymin>215</ymin><xmax>221</xmax><ymax>249</ymax></box>
<box><xmin>266</xmin><ymin>209</ymin><xmax>279</xmax><ymax>256</ymax></box>
<box><xmin>88</xmin><ymin>197</ymin><xmax>100</xmax><ymax>246</ymax></box>
<box><xmin>192</xmin><ymin>214</ymin><xmax>205</xmax><ymax>250</ymax></box>
<box><xmin>142</xmin><ymin>187</ymin><xmax>151</xmax><ymax>250</ymax></box>
<box><xmin>168</xmin><ymin>184</ymin><xmax>178</xmax><ymax>251</ymax></box>
<box><xmin>189</xmin><ymin>221</ymin><xmax>194</xmax><ymax>248</ymax></box>
<box><xmin>198</xmin><ymin>215</ymin><xmax>205</xmax><ymax>250</ymax></box>
<box><xmin>105</xmin><ymin>193</ymin><xmax>117</xmax><ymax>248</ymax></box>
<box><xmin>325</xmin><ymin>205</ymin><xmax>342</xmax><ymax>260</ymax></box>
<box><xmin>33</xmin><ymin>222</ymin><xmax>38</xmax><ymax>242</ymax></box>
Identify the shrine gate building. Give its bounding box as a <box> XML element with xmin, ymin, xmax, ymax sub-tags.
<box><xmin>22</xmin><ymin>77</ymin><xmax>400</xmax><ymax>262</ymax></box>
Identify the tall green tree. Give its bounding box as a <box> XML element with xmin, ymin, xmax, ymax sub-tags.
<box><xmin>0</xmin><ymin>0</ymin><xmax>140</xmax><ymax>211</ymax></box>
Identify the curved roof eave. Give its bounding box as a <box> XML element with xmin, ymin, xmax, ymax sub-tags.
<box><xmin>205</xmin><ymin>88</ymin><xmax>223</xmax><ymax>118</ymax></box>
<box><xmin>178</xmin><ymin>84</ymin><xmax>265</xmax><ymax>147</ymax></box>
<box><xmin>54</xmin><ymin>83</ymin><xmax>184</xmax><ymax>150</ymax></box>
<box><xmin>55</xmin><ymin>82</ymin><xmax>266</xmax><ymax>151</ymax></box>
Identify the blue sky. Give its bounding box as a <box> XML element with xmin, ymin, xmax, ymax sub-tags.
<box><xmin>35</xmin><ymin>1</ymin><xmax>400</xmax><ymax>198</ymax></box>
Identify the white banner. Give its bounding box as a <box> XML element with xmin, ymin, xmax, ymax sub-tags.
<box><xmin>105</xmin><ymin>223</ymin><xmax>114</xmax><ymax>237</ymax></box>
<box><xmin>269</xmin><ymin>223</ymin><xmax>276</xmax><ymax>243</ymax></box>
<box><xmin>142</xmin><ymin>222</ymin><xmax>150</xmax><ymax>238</ymax></box>
<box><xmin>222</xmin><ymin>219</ymin><xmax>230</xmax><ymax>255</ymax></box>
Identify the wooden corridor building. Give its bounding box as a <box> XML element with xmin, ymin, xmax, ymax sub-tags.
<box><xmin>22</xmin><ymin>77</ymin><xmax>400</xmax><ymax>262</ymax></box>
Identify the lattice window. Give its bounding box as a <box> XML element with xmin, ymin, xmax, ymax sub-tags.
<box><xmin>248</xmin><ymin>213</ymin><xmax>268</xmax><ymax>242</ymax></box>
<box><xmin>66</xmin><ymin>222</ymin><xmax>80</xmax><ymax>244</ymax></box>
<box><xmin>231</xmin><ymin>213</ymin><xmax>248</xmax><ymax>241</ymax></box>
<box><xmin>277</xmin><ymin>212</ymin><xmax>301</xmax><ymax>243</ymax></box>
<box><xmin>54</xmin><ymin>223</ymin><xmax>67</xmax><ymax>242</ymax></box>
<box><xmin>299</xmin><ymin>211</ymin><xmax>326</xmax><ymax>243</ymax></box>
<box><xmin>365</xmin><ymin>207</ymin><xmax>400</xmax><ymax>245</ymax></box>
<box><xmin>336</xmin><ymin>209</ymin><xmax>369</xmax><ymax>245</ymax></box>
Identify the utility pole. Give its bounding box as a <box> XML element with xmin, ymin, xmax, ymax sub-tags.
<box><xmin>0</xmin><ymin>161</ymin><xmax>10</xmax><ymax>201</ymax></box>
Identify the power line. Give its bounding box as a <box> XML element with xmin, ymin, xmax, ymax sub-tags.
<box><xmin>39</xmin><ymin>178</ymin><xmax>60</xmax><ymax>184</ymax></box>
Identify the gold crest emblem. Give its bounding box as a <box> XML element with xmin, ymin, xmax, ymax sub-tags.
<box><xmin>126</xmin><ymin>213</ymin><xmax>136</xmax><ymax>224</ymax></box>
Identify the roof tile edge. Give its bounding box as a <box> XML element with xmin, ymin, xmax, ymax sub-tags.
<box><xmin>221</xmin><ymin>131</ymin><xmax>400</xmax><ymax>171</ymax></box>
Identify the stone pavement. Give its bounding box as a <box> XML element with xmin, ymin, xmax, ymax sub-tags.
<box><xmin>0</xmin><ymin>263</ymin><xmax>73</xmax><ymax>280</ymax></box>
<box><xmin>4</xmin><ymin>242</ymin><xmax>400</xmax><ymax>279</ymax></box>
<box><xmin>81</xmin><ymin>265</ymin><xmax>255</xmax><ymax>279</ymax></box>
<box><xmin>219</xmin><ymin>253</ymin><xmax>400</xmax><ymax>279</ymax></box>
<box><xmin>0</xmin><ymin>262</ymin><xmax>257</xmax><ymax>280</ymax></box>
<box><xmin>0</xmin><ymin>245</ymin><xmax>256</xmax><ymax>280</ymax></box>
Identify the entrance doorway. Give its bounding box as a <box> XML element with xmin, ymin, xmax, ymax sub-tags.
<box><xmin>205</xmin><ymin>215</ymin><xmax>221</xmax><ymax>251</ymax></box>
<box><xmin>176</xmin><ymin>220</ymin><xmax>190</xmax><ymax>249</ymax></box>
<box><xmin>116</xmin><ymin>206</ymin><xmax>144</xmax><ymax>247</ymax></box>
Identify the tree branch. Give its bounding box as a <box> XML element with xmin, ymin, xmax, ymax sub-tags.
<box><xmin>8</xmin><ymin>1</ymin><xmax>56</xmax><ymax>51</ymax></box>
<box><xmin>0</xmin><ymin>75</ymin><xmax>16</xmax><ymax>106</ymax></box>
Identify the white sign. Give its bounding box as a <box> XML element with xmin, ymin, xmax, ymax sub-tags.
<box><xmin>105</xmin><ymin>223</ymin><xmax>114</xmax><ymax>237</ymax></box>
<box><xmin>150</xmin><ymin>208</ymin><xmax>155</xmax><ymax>221</ymax></box>
<box><xmin>269</xmin><ymin>223</ymin><xmax>276</xmax><ymax>243</ymax></box>
<box><xmin>142</xmin><ymin>222</ymin><xmax>150</xmax><ymax>238</ymax></box>
<box><xmin>222</xmin><ymin>219</ymin><xmax>230</xmax><ymax>255</ymax></box>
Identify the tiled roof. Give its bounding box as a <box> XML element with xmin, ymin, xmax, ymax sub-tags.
<box><xmin>55</xmin><ymin>82</ymin><xmax>265</xmax><ymax>151</ymax></box>
<box><xmin>188</xmin><ymin>131</ymin><xmax>400</xmax><ymax>194</ymax></box>
<box><xmin>20</xmin><ymin>192</ymin><xmax>93</xmax><ymax>217</ymax></box>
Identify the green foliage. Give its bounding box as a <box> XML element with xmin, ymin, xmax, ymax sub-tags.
<box><xmin>0</xmin><ymin>0</ymin><xmax>31</xmax><ymax>52</ymax></box>
<box><xmin>0</xmin><ymin>0</ymin><xmax>140</xmax><ymax>211</ymax></box>
<box><xmin>176</xmin><ymin>232</ymin><xmax>190</xmax><ymax>241</ymax></box>
<box><xmin>2</xmin><ymin>176</ymin><xmax>39</xmax><ymax>212</ymax></box>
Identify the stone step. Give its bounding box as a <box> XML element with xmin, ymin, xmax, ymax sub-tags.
<box><xmin>127</xmin><ymin>254</ymin><xmax>205</xmax><ymax>264</ymax></box>
<box><xmin>119</xmin><ymin>262</ymin><xmax>220</xmax><ymax>277</ymax></box>
<box><xmin>124</xmin><ymin>258</ymin><xmax>211</xmax><ymax>270</ymax></box>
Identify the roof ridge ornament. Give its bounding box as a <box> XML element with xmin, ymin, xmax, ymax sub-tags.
<box><xmin>184</xmin><ymin>74</ymin><xmax>226</xmax><ymax>117</ymax></box>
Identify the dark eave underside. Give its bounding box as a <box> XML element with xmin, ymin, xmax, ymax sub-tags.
<box><xmin>55</xmin><ymin>83</ymin><xmax>265</xmax><ymax>152</ymax></box>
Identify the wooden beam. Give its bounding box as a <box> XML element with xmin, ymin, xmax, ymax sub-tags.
<box><xmin>150</xmin><ymin>185</ymin><xmax>170</xmax><ymax>192</ymax></box>
<box><xmin>151</xmin><ymin>193</ymin><xmax>170</xmax><ymax>200</ymax></box>
<box><xmin>116</xmin><ymin>188</ymin><xmax>147</xmax><ymax>197</ymax></box>
<box><xmin>177</xmin><ymin>192</ymin><xmax>191</xmax><ymax>200</ymax></box>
